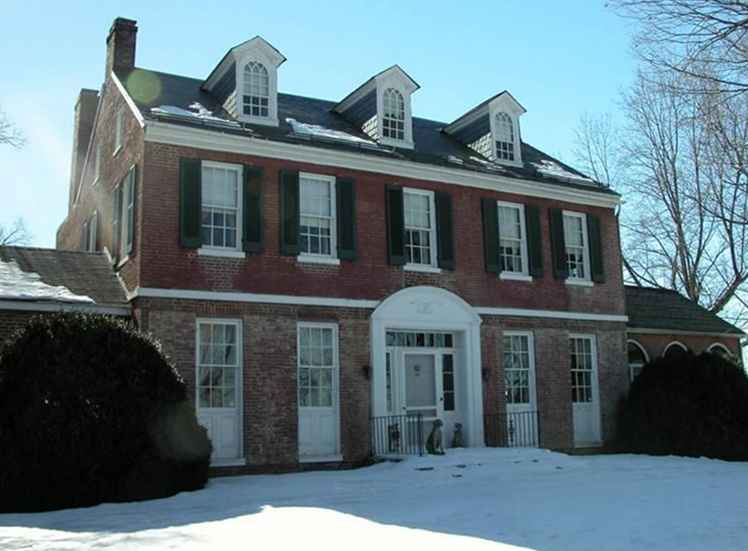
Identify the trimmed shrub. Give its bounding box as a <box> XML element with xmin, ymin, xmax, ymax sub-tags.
<box><xmin>0</xmin><ymin>313</ymin><xmax>211</xmax><ymax>512</ymax></box>
<box><xmin>618</xmin><ymin>350</ymin><xmax>748</xmax><ymax>460</ymax></box>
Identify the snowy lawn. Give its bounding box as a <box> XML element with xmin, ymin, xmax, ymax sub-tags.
<box><xmin>1</xmin><ymin>448</ymin><xmax>747</xmax><ymax>550</ymax></box>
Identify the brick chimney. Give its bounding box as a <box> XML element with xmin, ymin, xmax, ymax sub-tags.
<box><xmin>68</xmin><ymin>89</ymin><xmax>99</xmax><ymax>211</ymax></box>
<box><xmin>105</xmin><ymin>17</ymin><xmax>138</xmax><ymax>80</ymax></box>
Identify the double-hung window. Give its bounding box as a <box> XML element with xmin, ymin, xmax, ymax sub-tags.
<box><xmin>197</xmin><ymin>321</ymin><xmax>240</xmax><ymax>408</ymax></box>
<box><xmin>243</xmin><ymin>61</ymin><xmax>270</xmax><ymax>118</ymax></box>
<box><xmin>497</xmin><ymin>202</ymin><xmax>528</xmax><ymax>276</ymax></box>
<box><xmin>570</xmin><ymin>336</ymin><xmax>594</xmax><ymax>403</ymax></box>
<box><xmin>297</xmin><ymin>324</ymin><xmax>337</xmax><ymax>408</ymax></box>
<box><xmin>494</xmin><ymin>112</ymin><xmax>515</xmax><ymax>162</ymax></box>
<box><xmin>93</xmin><ymin>144</ymin><xmax>102</xmax><ymax>184</ymax></box>
<box><xmin>86</xmin><ymin>211</ymin><xmax>98</xmax><ymax>252</ymax></box>
<box><xmin>503</xmin><ymin>334</ymin><xmax>532</xmax><ymax>404</ymax></box>
<box><xmin>114</xmin><ymin>108</ymin><xmax>124</xmax><ymax>154</ymax></box>
<box><xmin>404</xmin><ymin>188</ymin><xmax>436</xmax><ymax>267</ymax></box>
<box><xmin>382</xmin><ymin>88</ymin><xmax>405</xmax><ymax>141</ymax></box>
<box><xmin>201</xmin><ymin>162</ymin><xmax>241</xmax><ymax>251</ymax></box>
<box><xmin>299</xmin><ymin>173</ymin><xmax>336</xmax><ymax>258</ymax></box>
<box><xmin>113</xmin><ymin>166</ymin><xmax>136</xmax><ymax>261</ymax></box>
<box><xmin>563</xmin><ymin>211</ymin><xmax>589</xmax><ymax>281</ymax></box>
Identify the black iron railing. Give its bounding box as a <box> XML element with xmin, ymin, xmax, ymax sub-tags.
<box><xmin>484</xmin><ymin>410</ymin><xmax>540</xmax><ymax>448</ymax></box>
<box><xmin>370</xmin><ymin>413</ymin><xmax>424</xmax><ymax>457</ymax></box>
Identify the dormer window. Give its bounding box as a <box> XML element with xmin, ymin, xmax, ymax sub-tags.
<box><xmin>494</xmin><ymin>113</ymin><xmax>515</xmax><ymax>162</ymax></box>
<box><xmin>243</xmin><ymin>61</ymin><xmax>270</xmax><ymax>118</ymax></box>
<box><xmin>202</xmin><ymin>36</ymin><xmax>286</xmax><ymax>127</ymax></box>
<box><xmin>382</xmin><ymin>88</ymin><xmax>405</xmax><ymax>141</ymax></box>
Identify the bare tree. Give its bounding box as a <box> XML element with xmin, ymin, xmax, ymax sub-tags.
<box><xmin>0</xmin><ymin>108</ymin><xmax>25</xmax><ymax>149</ymax></box>
<box><xmin>575</xmin><ymin>72</ymin><xmax>748</xmax><ymax>323</ymax></box>
<box><xmin>610</xmin><ymin>0</ymin><xmax>748</xmax><ymax>95</ymax></box>
<box><xmin>0</xmin><ymin>219</ymin><xmax>32</xmax><ymax>246</ymax></box>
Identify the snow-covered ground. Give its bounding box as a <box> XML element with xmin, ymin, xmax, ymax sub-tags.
<box><xmin>1</xmin><ymin>448</ymin><xmax>747</xmax><ymax>550</ymax></box>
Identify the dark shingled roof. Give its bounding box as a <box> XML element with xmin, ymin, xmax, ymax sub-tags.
<box><xmin>0</xmin><ymin>247</ymin><xmax>128</xmax><ymax>307</ymax></box>
<box><xmin>625</xmin><ymin>285</ymin><xmax>744</xmax><ymax>336</ymax></box>
<box><xmin>116</xmin><ymin>67</ymin><xmax>618</xmax><ymax>197</ymax></box>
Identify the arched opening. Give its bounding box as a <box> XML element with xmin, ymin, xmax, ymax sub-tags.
<box><xmin>243</xmin><ymin>61</ymin><xmax>269</xmax><ymax>118</ymax></box>
<box><xmin>627</xmin><ymin>339</ymin><xmax>648</xmax><ymax>382</ymax></box>
<box><xmin>382</xmin><ymin>88</ymin><xmax>405</xmax><ymax>141</ymax></box>
<box><xmin>370</xmin><ymin>286</ymin><xmax>483</xmax><ymax>451</ymax></box>
<box><xmin>663</xmin><ymin>341</ymin><xmax>689</xmax><ymax>360</ymax></box>
<box><xmin>494</xmin><ymin>112</ymin><xmax>515</xmax><ymax>161</ymax></box>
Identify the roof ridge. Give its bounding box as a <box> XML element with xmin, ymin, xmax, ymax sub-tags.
<box><xmin>0</xmin><ymin>245</ymin><xmax>108</xmax><ymax>257</ymax></box>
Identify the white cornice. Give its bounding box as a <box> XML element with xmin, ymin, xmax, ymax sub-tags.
<box><xmin>0</xmin><ymin>300</ymin><xmax>130</xmax><ymax>316</ymax></box>
<box><xmin>130</xmin><ymin>287</ymin><xmax>627</xmax><ymax>322</ymax></box>
<box><xmin>627</xmin><ymin>327</ymin><xmax>744</xmax><ymax>339</ymax></box>
<box><xmin>144</xmin><ymin>121</ymin><xmax>620</xmax><ymax>208</ymax></box>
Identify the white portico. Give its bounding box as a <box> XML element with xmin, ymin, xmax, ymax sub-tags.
<box><xmin>370</xmin><ymin>286</ymin><xmax>485</xmax><ymax>447</ymax></box>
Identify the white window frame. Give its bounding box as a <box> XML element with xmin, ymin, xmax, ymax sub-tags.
<box><xmin>569</xmin><ymin>334</ymin><xmax>598</xmax><ymax>404</ymax></box>
<box><xmin>376</xmin><ymin>80</ymin><xmax>414</xmax><ymax>149</ymax></box>
<box><xmin>113</xmin><ymin>108</ymin><xmax>124</xmax><ymax>155</ymax></box>
<box><xmin>488</xmin><ymin>106</ymin><xmax>522</xmax><ymax>167</ymax></box>
<box><xmin>562</xmin><ymin>210</ymin><xmax>591</xmax><ymax>285</ymax></box>
<box><xmin>197</xmin><ymin>161</ymin><xmax>245</xmax><ymax>258</ymax></box>
<box><xmin>381</xmin><ymin>88</ymin><xmax>406</xmax><ymax>143</ymax></box>
<box><xmin>627</xmin><ymin>339</ymin><xmax>649</xmax><ymax>383</ymax></box>
<box><xmin>236</xmin><ymin>55</ymin><xmax>279</xmax><ymax>127</ymax></box>
<box><xmin>194</xmin><ymin>318</ymin><xmax>244</xmax><ymax>465</ymax></box>
<box><xmin>663</xmin><ymin>341</ymin><xmax>688</xmax><ymax>357</ymax></box>
<box><xmin>503</xmin><ymin>331</ymin><xmax>536</xmax><ymax>407</ymax></box>
<box><xmin>93</xmin><ymin>143</ymin><xmax>102</xmax><ymax>185</ymax></box>
<box><xmin>87</xmin><ymin>211</ymin><xmax>97</xmax><ymax>252</ymax></box>
<box><xmin>296</xmin><ymin>321</ymin><xmax>340</xmax><ymax>410</ymax></box>
<box><xmin>496</xmin><ymin>201</ymin><xmax>530</xmax><ymax>281</ymax></box>
<box><xmin>297</xmin><ymin>172</ymin><xmax>338</xmax><ymax>264</ymax></box>
<box><xmin>403</xmin><ymin>187</ymin><xmax>439</xmax><ymax>273</ymax></box>
<box><xmin>708</xmin><ymin>343</ymin><xmax>731</xmax><ymax>357</ymax></box>
<box><xmin>492</xmin><ymin>112</ymin><xmax>517</xmax><ymax>163</ymax></box>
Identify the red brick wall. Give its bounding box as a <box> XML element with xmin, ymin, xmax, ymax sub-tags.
<box><xmin>628</xmin><ymin>333</ymin><xmax>742</xmax><ymax>361</ymax></box>
<box><xmin>138</xmin><ymin>143</ymin><xmax>625</xmax><ymax>314</ymax></box>
<box><xmin>56</xmin><ymin>77</ymin><xmax>144</xmax><ymax>292</ymax></box>
<box><xmin>138</xmin><ymin>295</ymin><xmax>627</xmax><ymax>468</ymax></box>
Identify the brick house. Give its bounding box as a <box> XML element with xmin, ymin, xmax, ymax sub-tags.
<box><xmin>54</xmin><ymin>18</ymin><xmax>743</xmax><ymax>470</ymax></box>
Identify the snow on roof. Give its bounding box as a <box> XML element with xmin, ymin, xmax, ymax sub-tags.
<box><xmin>286</xmin><ymin>117</ymin><xmax>377</xmax><ymax>146</ymax></box>
<box><xmin>468</xmin><ymin>156</ymin><xmax>507</xmax><ymax>173</ymax></box>
<box><xmin>533</xmin><ymin>160</ymin><xmax>595</xmax><ymax>185</ymax></box>
<box><xmin>150</xmin><ymin>103</ymin><xmax>242</xmax><ymax>129</ymax></box>
<box><xmin>0</xmin><ymin>260</ymin><xmax>93</xmax><ymax>303</ymax></box>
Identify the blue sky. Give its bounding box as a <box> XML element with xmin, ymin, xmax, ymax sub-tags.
<box><xmin>0</xmin><ymin>1</ymin><xmax>636</xmax><ymax>247</ymax></box>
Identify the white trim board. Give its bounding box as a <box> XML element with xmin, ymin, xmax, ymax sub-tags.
<box><xmin>0</xmin><ymin>300</ymin><xmax>130</xmax><ymax>316</ymax></box>
<box><xmin>144</xmin><ymin>121</ymin><xmax>620</xmax><ymax>209</ymax></box>
<box><xmin>627</xmin><ymin>328</ymin><xmax>745</xmax><ymax>339</ymax></box>
<box><xmin>130</xmin><ymin>286</ymin><xmax>628</xmax><ymax>322</ymax></box>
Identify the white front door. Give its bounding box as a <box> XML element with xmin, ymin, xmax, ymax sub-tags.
<box><xmin>196</xmin><ymin>320</ymin><xmax>243</xmax><ymax>464</ymax></box>
<box><xmin>298</xmin><ymin>323</ymin><xmax>340</xmax><ymax>460</ymax></box>
<box><xmin>403</xmin><ymin>352</ymin><xmax>440</xmax><ymax>419</ymax></box>
<box><xmin>503</xmin><ymin>332</ymin><xmax>538</xmax><ymax>447</ymax></box>
<box><xmin>570</xmin><ymin>335</ymin><xmax>601</xmax><ymax>446</ymax></box>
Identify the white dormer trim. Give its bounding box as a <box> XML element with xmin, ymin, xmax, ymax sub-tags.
<box><xmin>203</xmin><ymin>36</ymin><xmax>285</xmax><ymax>127</ymax></box>
<box><xmin>488</xmin><ymin>94</ymin><xmax>525</xmax><ymax>168</ymax></box>
<box><xmin>374</xmin><ymin>66</ymin><xmax>418</xmax><ymax>149</ymax></box>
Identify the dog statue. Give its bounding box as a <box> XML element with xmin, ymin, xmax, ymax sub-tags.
<box><xmin>426</xmin><ymin>419</ymin><xmax>445</xmax><ymax>455</ymax></box>
<box><xmin>452</xmin><ymin>422</ymin><xmax>464</xmax><ymax>448</ymax></box>
<box><xmin>388</xmin><ymin>423</ymin><xmax>401</xmax><ymax>453</ymax></box>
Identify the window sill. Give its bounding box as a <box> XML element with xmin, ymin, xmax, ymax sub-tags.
<box><xmin>116</xmin><ymin>255</ymin><xmax>130</xmax><ymax>269</ymax></box>
<box><xmin>198</xmin><ymin>248</ymin><xmax>246</xmax><ymax>259</ymax></box>
<box><xmin>92</xmin><ymin>177</ymin><xmax>100</xmax><ymax>187</ymax></box>
<box><xmin>565</xmin><ymin>278</ymin><xmax>594</xmax><ymax>287</ymax></box>
<box><xmin>112</xmin><ymin>145</ymin><xmax>122</xmax><ymax>157</ymax></box>
<box><xmin>404</xmin><ymin>264</ymin><xmax>442</xmax><ymax>274</ymax></box>
<box><xmin>299</xmin><ymin>454</ymin><xmax>343</xmax><ymax>464</ymax></box>
<box><xmin>499</xmin><ymin>272</ymin><xmax>533</xmax><ymax>282</ymax></box>
<box><xmin>297</xmin><ymin>255</ymin><xmax>341</xmax><ymax>266</ymax></box>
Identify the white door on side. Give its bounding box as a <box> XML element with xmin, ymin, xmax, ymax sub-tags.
<box><xmin>298</xmin><ymin>323</ymin><xmax>340</xmax><ymax>460</ymax></box>
<box><xmin>503</xmin><ymin>333</ymin><xmax>538</xmax><ymax>447</ymax></box>
<box><xmin>570</xmin><ymin>336</ymin><xmax>601</xmax><ymax>446</ymax></box>
<box><xmin>196</xmin><ymin>320</ymin><xmax>243</xmax><ymax>464</ymax></box>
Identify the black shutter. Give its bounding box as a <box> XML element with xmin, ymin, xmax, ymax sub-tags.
<box><xmin>525</xmin><ymin>204</ymin><xmax>543</xmax><ymax>278</ymax></box>
<box><xmin>242</xmin><ymin>165</ymin><xmax>264</xmax><ymax>254</ymax></box>
<box><xmin>435</xmin><ymin>191</ymin><xmax>455</xmax><ymax>270</ymax></box>
<box><xmin>385</xmin><ymin>185</ymin><xmax>405</xmax><ymax>265</ymax></box>
<box><xmin>481</xmin><ymin>198</ymin><xmax>499</xmax><ymax>274</ymax></box>
<box><xmin>279</xmin><ymin>170</ymin><xmax>299</xmax><ymax>256</ymax></box>
<box><xmin>112</xmin><ymin>183</ymin><xmax>122</xmax><ymax>261</ymax></box>
<box><xmin>549</xmin><ymin>208</ymin><xmax>568</xmax><ymax>279</ymax></box>
<box><xmin>179</xmin><ymin>158</ymin><xmax>202</xmax><ymax>248</ymax></box>
<box><xmin>588</xmin><ymin>214</ymin><xmax>605</xmax><ymax>283</ymax></box>
<box><xmin>126</xmin><ymin>165</ymin><xmax>137</xmax><ymax>255</ymax></box>
<box><xmin>336</xmin><ymin>177</ymin><xmax>357</xmax><ymax>260</ymax></box>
